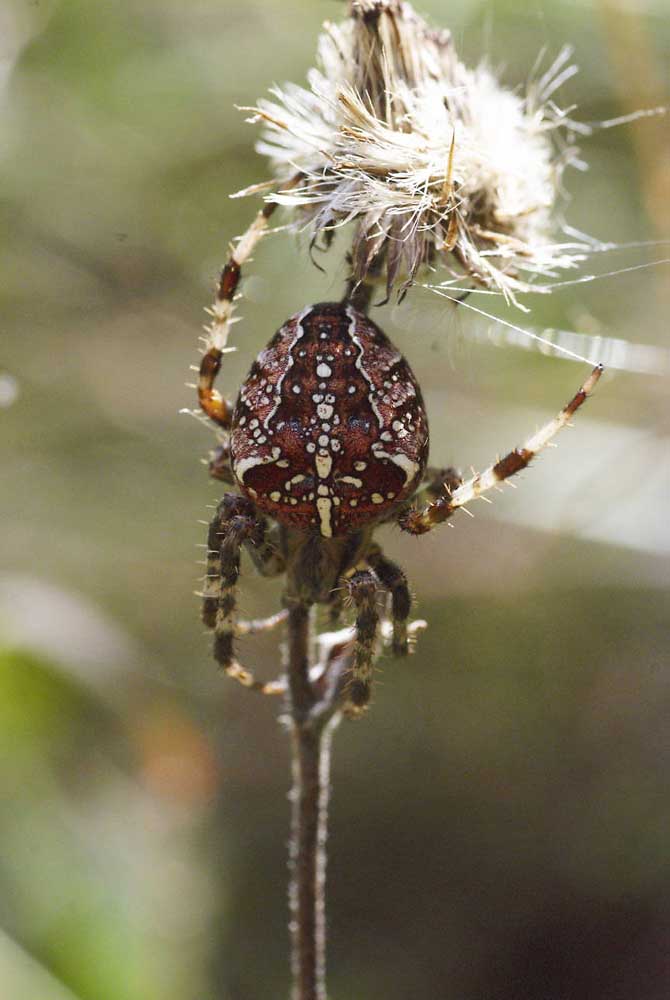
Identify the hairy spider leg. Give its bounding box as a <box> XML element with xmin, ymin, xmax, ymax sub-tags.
<box><xmin>203</xmin><ymin>494</ymin><xmax>285</xmax><ymax>694</ymax></box>
<box><xmin>345</xmin><ymin>568</ymin><xmax>381</xmax><ymax>714</ymax></box>
<box><xmin>244</xmin><ymin>519</ymin><xmax>286</xmax><ymax>579</ymax></box>
<box><xmin>366</xmin><ymin>544</ymin><xmax>411</xmax><ymax>656</ymax></box>
<box><xmin>400</xmin><ymin>364</ymin><xmax>603</xmax><ymax>535</ymax></box>
<box><xmin>390</xmin><ymin>466</ymin><xmax>463</xmax><ymax>525</ymax></box>
<box><xmin>203</xmin><ymin>494</ymin><xmax>255</xmax><ymax>628</ymax></box>
<box><xmin>198</xmin><ymin>202</ymin><xmax>278</xmax><ymax>428</ymax></box>
<box><xmin>420</xmin><ymin>466</ymin><xmax>464</xmax><ymax>498</ymax></box>
<box><xmin>198</xmin><ymin>174</ymin><xmax>302</xmax><ymax>429</ymax></box>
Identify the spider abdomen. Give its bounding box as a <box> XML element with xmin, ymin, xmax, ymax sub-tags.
<box><xmin>230</xmin><ymin>302</ymin><xmax>429</xmax><ymax>537</ymax></box>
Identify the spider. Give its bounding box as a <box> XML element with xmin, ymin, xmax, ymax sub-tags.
<box><xmin>197</xmin><ymin>201</ymin><xmax>602</xmax><ymax>714</ymax></box>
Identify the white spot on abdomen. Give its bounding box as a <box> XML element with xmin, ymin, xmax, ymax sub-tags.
<box><xmin>372</xmin><ymin>447</ymin><xmax>420</xmax><ymax>486</ymax></box>
<box><xmin>316</xmin><ymin>497</ymin><xmax>333</xmax><ymax>537</ymax></box>
<box><xmin>316</xmin><ymin>453</ymin><xmax>333</xmax><ymax>479</ymax></box>
<box><xmin>234</xmin><ymin>452</ymin><xmax>279</xmax><ymax>483</ymax></box>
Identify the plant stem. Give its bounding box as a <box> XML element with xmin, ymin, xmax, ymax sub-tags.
<box><xmin>287</xmin><ymin>603</ymin><xmax>340</xmax><ymax>1000</ymax></box>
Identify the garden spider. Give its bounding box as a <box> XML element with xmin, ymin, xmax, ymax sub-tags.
<box><xmin>197</xmin><ymin>201</ymin><xmax>602</xmax><ymax>714</ymax></box>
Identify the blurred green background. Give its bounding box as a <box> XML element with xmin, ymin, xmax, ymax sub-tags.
<box><xmin>1</xmin><ymin>1</ymin><xmax>669</xmax><ymax>998</ymax></box>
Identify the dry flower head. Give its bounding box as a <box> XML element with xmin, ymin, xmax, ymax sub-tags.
<box><xmin>240</xmin><ymin>0</ymin><xmax>591</xmax><ymax>306</ymax></box>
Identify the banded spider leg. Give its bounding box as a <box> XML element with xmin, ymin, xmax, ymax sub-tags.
<box><xmin>202</xmin><ymin>494</ymin><xmax>286</xmax><ymax>694</ymax></box>
<box><xmin>198</xmin><ymin>174</ymin><xmax>303</xmax><ymax>430</ymax></box>
<box><xmin>400</xmin><ymin>365</ymin><xmax>603</xmax><ymax>534</ymax></box>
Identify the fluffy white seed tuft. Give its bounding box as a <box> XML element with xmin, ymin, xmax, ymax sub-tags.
<box><xmin>239</xmin><ymin>0</ymin><xmax>592</xmax><ymax>306</ymax></box>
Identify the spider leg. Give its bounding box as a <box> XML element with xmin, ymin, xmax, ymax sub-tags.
<box><xmin>421</xmin><ymin>466</ymin><xmax>463</xmax><ymax>495</ymax></box>
<box><xmin>244</xmin><ymin>520</ymin><xmax>286</xmax><ymax>579</ymax></box>
<box><xmin>198</xmin><ymin>203</ymin><xmax>277</xmax><ymax>428</ymax></box>
<box><xmin>236</xmin><ymin>609</ymin><xmax>288</xmax><ymax>638</ymax></box>
<box><xmin>198</xmin><ymin>174</ymin><xmax>302</xmax><ymax>428</ymax></box>
<box><xmin>202</xmin><ymin>494</ymin><xmax>252</xmax><ymax>628</ymax></box>
<box><xmin>399</xmin><ymin>365</ymin><xmax>603</xmax><ymax>535</ymax></box>
<box><xmin>202</xmin><ymin>494</ymin><xmax>284</xmax><ymax>694</ymax></box>
<box><xmin>208</xmin><ymin>441</ymin><xmax>236</xmax><ymax>484</ymax></box>
<box><xmin>366</xmin><ymin>544</ymin><xmax>411</xmax><ymax>656</ymax></box>
<box><xmin>389</xmin><ymin>466</ymin><xmax>462</xmax><ymax>525</ymax></box>
<box><xmin>345</xmin><ymin>568</ymin><xmax>380</xmax><ymax>715</ymax></box>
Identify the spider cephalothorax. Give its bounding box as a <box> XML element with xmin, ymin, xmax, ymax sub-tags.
<box><xmin>230</xmin><ymin>302</ymin><xmax>429</xmax><ymax>538</ymax></box>
<box><xmin>196</xmin><ymin>200</ymin><xmax>601</xmax><ymax>714</ymax></box>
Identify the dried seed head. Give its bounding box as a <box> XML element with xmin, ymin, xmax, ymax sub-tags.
<box><xmin>241</xmin><ymin>0</ymin><xmax>588</xmax><ymax>305</ymax></box>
